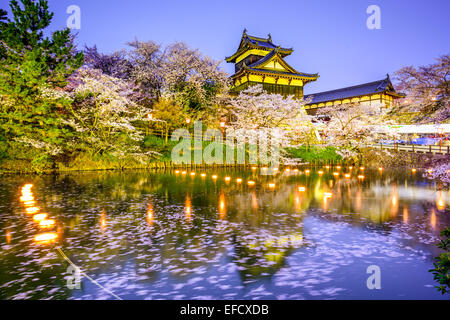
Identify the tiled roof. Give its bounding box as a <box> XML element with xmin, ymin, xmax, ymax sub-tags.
<box><xmin>305</xmin><ymin>77</ymin><xmax>401</xmax><ymax>104</ymax></box>
<box><xmin>248</xmin><ymin>67</ymin><xmax>319</xmax><ymax>79</ymax></box>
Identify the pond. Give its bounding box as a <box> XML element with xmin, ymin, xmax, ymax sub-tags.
<box><xmin>0</xmin><ymin>167</ymin><xmax>448</xmax><ymax>300</ymax></box>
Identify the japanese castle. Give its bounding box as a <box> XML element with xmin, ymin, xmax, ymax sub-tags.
<box><xmin>226</xmin><ymin>30</ymin><xmax>404</xmax><ymax>114</ymax></box>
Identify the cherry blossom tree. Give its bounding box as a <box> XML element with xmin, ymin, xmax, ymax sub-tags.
<box><xmin>229</xmin><ymin>85</ymin><xmax>313</xmax><ymax>138</ymax></box>
<box><xmin>316</xmin><ymin>103</ymin><xmax>394</xmax><ymax>161</ymax></box>
<box><xmin>63</xmin><ymin>68</ymin><xmax>155</xmax><ymax>162</ymax></box>
<box><xmin>394</xmin><ymin>54</ymin><xmax>449</xmax><ymax>123</ymax></box>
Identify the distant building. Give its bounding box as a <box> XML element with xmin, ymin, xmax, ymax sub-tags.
<box><xmin>304</xmin><ymin>75</ymin><xmax>405</xmax><ymax>115</ymax></box>
<box><xmin>226</xmin><ymin>30</ymin><xmax>405</xmax><ymax>114</ymax></box>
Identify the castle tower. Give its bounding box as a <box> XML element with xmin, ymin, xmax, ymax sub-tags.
<box><xmin>226</xmin><ymin>30</ymin><xmax>319</xmax><ymax>99</ymax></box>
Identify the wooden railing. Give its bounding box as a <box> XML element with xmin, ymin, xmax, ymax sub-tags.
<box><xmin>371</xmin><ymin>143</ymin><xmax>450</xmax><ymax>155</ymax></box>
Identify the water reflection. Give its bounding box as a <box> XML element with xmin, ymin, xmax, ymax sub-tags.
<box><xmin>0</xmin><ymin>167</ymin><xmax>448</xmax><ymax>300</ymax></box>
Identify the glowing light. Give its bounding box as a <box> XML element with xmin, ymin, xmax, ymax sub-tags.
<box><xmin>236</xmin><ymin>178</ymin><xmax>242</xmax><ymax>183</ymax></box>
<box><xmin>324</xmin><ymin>192</ymin><xmax>333</xmax><ymax>199</ymax></box>
<box><xmin>39</xmin><ymin>219</ymin><xmax>56</xmax><ymax>229</ymax></box>
<box><xmin>430</xmin><ymin>209</ymin><xmax>436</xmax><ymax>228</ymax></box>
<box><xmin>378</xmin><ymin>167</ymin><xmax>383</xmax><ymax>171</ymax></box>
<box><xmin>23</xmin><ymin>200</ymin><xmax>36</xmax><ymax>207</ymax></box>
<box><xmin>147</xmin><ymin>204</ymin><xmax>154</xmax><ymax>226</ymax></box>
<box><xmin>225</xmin><ymin>176</ymin><xmax>231</xmax><ymax>182</ymax></box>
<box><xmin>181</xmin><ymin>171</ymin><xmax>187</xmax><ymax>175</ymax></box>
<box><xmin>358</xmin><ymin>175</ymin><xmax>365</xmax><ymax>180</ymax></box>
<box><xmin>100</xmin><ymin>211</ymin><xmax>107</xmax><ymax>231</ymax></box>
<box><xmin>293</xmin><ymin>169</ymin><xmax>299</xmax><ymax>173</ymax></box>
<box><xmin>427</xmin><ymin>169</ymin><xmax>433</xmax><ymax>175</ymax></box>
<box><xmin>34</xmin><ymin>232</ymin><xmax>58</xmax><ymax>244</ymax></box>
<box><xmin>285</xmin><ymin>168</ymin><xmax>291</xmax><ymax>172</ymax></box>
<box><xmin>411</xmin><ymin>168</ymin><xmax>416</xmax><ymax>173</ymax></box>
<box><xmin>403</xmin><ymin>207</ymin><xmax>408</xmax><ymax>223</ymax></box>
<box><xmin>251</xmin><ymin>192</ymin><xmax>258</xmax><ymax>210</ymax></box>
<box><xmin>251</xmin><ymin>166</ymin><xmax>257</xmax><ymax>171</ymax></box>
<box><xmin>269</xmin><ymin>183</ymin><xmax>276</xmax><ymax>189</ymax></box>
<box><xmin>33</xmin><ymin>213</ymin><xmax>48</xmax><ymax>222</ymax></box>
<box><xmin>185</xmin><ymin>196</ymin><xmax>192</xmax><ymax>221</ymax></box>
<box><xmin>190</xmin><ymin>172</ymin><xmax>196</xmax><ymax>176</ymax></box>
<box><xmin>345</xmin><ymin>174</ymin><xmax>351</xmax><ymax>179</ymax></box>
<box><xmin>175</xmin><ymin>170</ymin><xmax>180</xmax><ymax>174</ymax></box>
<box><xmin>201</xmin><ymin>173</ymin><xmax>206</xmax><ymax>178</ymax></box>
<box><xmin>333</xmin><ymin>172</ymin><xmax>339</xmax><ymax>176</ymax></box>
<box><xmin>318</xmin><ymin>170</ymin><xmax>324</xmax><ymax>175</ymax></box>
<box><xmin>305</xmin><ymin>170</ymin><xmax>310</xmax><ymax>174</ymax></box>
<box><xmin>20</xmin><ymin>195</ymin><xmax>34</xmax><ymax>202</ymax></box>
<box><xmin>219</xmin><ymin>193</ymin><xmax>226</xmax><ymax>219</ymax></box>
<box><xmin>273</xmin><ymin>168</ymin><xmax>279</xmax><ymax>172</ymax></box>
<box><xmin>360</xmin><ymin>167</ymin><xmax>365</xmax><ymax>171</ymax></box>
<box><xmin>248</xmin><ymin>181</ymin><xmax>255</xmax><ymax>186</ymax></box>
<box><xmin>325</xmin><ymin>166</ymin><xmax>330</xmax><ymax>169</ymax></box>
<box><xmin>437</xmin><ymin>193</ymin><xmax>445</xmax><ymax>211</ymax></box>
<box><xmin>212</xmin><ymin>175</ymin><xmax>218</xmax><ymax>180</ymax></box>
<box><xmin>298</xmin><ymin>186</ymin><xmax>306</xmax><ymax>192</ymax></box>
<box><xmin>392</xmin><ymin>196</ymin><xmax>397</xmax><ymax>206</ymax></box>
<box><xmin>6</xmin><ymin>230</ymin><xmax>11</xmax><ymax>244</ymax></box>
<box><xmin>262</xmin><ymin>167</ymin><xmax>268</xmax><ymax>171</ymax></box>
<box><xmin>25</xmin><ymin>207</ymin><xmax>40</xmax><ymax>214</ymax></box>
<box><xmin>336</xmin><ymin>166</ymin><xmax>341</xmax><ymax>170</ymax></box>
<box><xmin>348</xmin><ymin>166</ymin><xmax>353</xmax><ymax>170</ymax></box>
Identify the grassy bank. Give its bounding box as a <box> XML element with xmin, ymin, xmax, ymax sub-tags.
<box><xmin>1</xmin><ymin>136</ymin><xmax>345</xmax><ymax>173</ymax></box>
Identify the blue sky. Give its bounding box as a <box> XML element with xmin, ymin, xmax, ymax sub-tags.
<box><xmin>2</xmin><ymin>0</ymin><xmax>450</xmax><ymax>94</ymax></box>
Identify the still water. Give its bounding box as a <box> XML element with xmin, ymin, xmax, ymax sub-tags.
<box><xmin>0</xmin><ymin>167</ymin><xmax>448</xmax><ymax>300</ymax></box>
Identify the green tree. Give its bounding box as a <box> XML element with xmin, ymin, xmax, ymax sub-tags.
<box><xmin>0</xmin><ymin>0</ymin><xmax>83</xmax><ymax>170</ymax></box>
<box><xmin>429</xmin><ymin>228</ymin><xmax>450</xmax><ymax>295</ymax></box>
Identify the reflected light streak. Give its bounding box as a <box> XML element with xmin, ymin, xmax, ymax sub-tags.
<box><xmin>185</xmin><ymin>196</ymin><xmax>192</xmax><ymax>222</ymax></box>
<box><xmin>251</xmin><ymin>192</ymin><xmax>258</xmax><ymax>210</ymax></box>
<box><xmin>436</xmin><ymin>192</ymin><xmax>445</xmax><ymax>211</ymax></box>
<box><xmin>430</xmin><ymin>209</ymin><xmax>437</xmax><ymax>229</ymax></box>
<box><xmin>25</xmin><ymin>207</ymin><xmax>40</xmax><ymax>214</ymax></box>
<box><xmin>39</xmin><ymin>219</ymin><xmax>56</xmax><ymax>229</ymax></box>
<box><xmin>147</xmin><ymin>204</ymin><xmax>154</xmax><ymax>226</ymax></box>
<box><xmin>219</xmin><ymin>193</ymin><xmax>226</xmax><ymax>219</ymax></box>
<box><xmin>6</xmin><ymin>229</ymin><xmax>11</xmax><ymax>244</ymax></box>
<box><xmin>403</xmin><ymin>207</ymin><xmax>408</xmax><ymax>223</ymax></box>
<box><xmin>33</xmin><ymin>213</ymin><xmax>48</xmax><ymax>222</ymax></box>
<box><xmin>23</xmin><ymin>200</ymin><xmax>36</xmax><ymax>207</ymax></box>
<box><xmin>34</xmin><ymin>232</ymin><xmax>58</xmax><ymax>244</ymax></box>
<box><xmin>100</xmin><ymin>211</ymin><xmax>107</xmax><ymax>231</ymax></box>
<box><xmin>20</xmin><ymin>195</ymin><xmax>34</xmax><ymax>202</ymax></box>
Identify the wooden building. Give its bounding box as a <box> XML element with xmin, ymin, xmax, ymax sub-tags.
<box><xmin>226</xmin><ymin>29</ymin><xmax>319</xmax><ymax>99</ymax></box>
<box><xmin>226</xmin><ymin>30</ymin><xmax>404</xmax><ymax>114</ymax></box>
<box><xmin>304</xmin><ymin>75</ymin><xmax>405</xmax><ymax>114</ymax></box>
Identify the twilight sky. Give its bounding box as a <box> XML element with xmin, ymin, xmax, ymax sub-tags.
<box><xmin>2</xmin><ymin>0</ymin><xmax>450</xmax><ymax>93</ymax></box>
